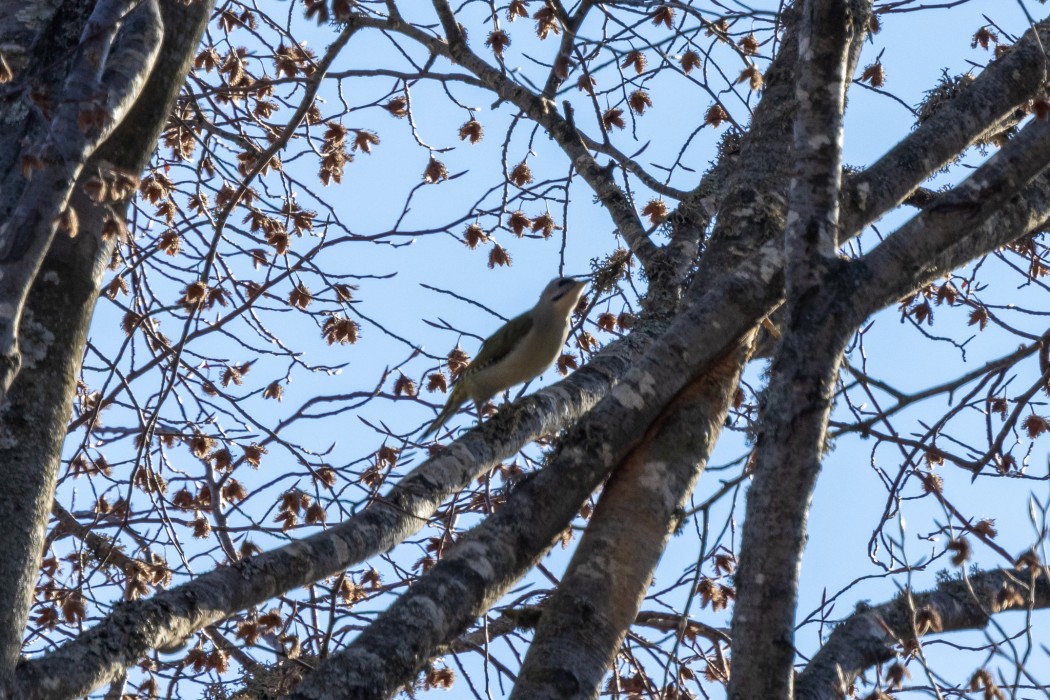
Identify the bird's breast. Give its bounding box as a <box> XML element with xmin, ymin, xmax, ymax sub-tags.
<box><xmin>464</xmin><ymin>324</ymin><xmax>568</xmax><ymax>406</ymax></box>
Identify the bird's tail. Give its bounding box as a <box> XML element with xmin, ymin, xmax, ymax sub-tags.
<box><xmin>421</xmin><ymin>383</ymin><xmax>468</xmax><ymax>438</ymax></box>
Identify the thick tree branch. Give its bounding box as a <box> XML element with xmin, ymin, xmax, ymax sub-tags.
<box><xmin>840</xmin><ymin>17</ymin><xmax>1050</xmax><ymax>237</ymax></box>
<box><xmin>729</xmin><ymin>287</ymin><xmax>856</xmax><ymax>700</ymax></box>
<box><xmin>0</xmin><ymin>0</ymin><xmax>160</xmax><ymax>403</ymax></box>
<box><xmin>796</xmin><ymin>567</ymin><xmax>1050</xmax><ymax>700</ymax></box>
<box><xmin>0</xmin><ymin>0</ymin><xmax>214</xmax><ymax>692</ymax></box>
<box><xmin>509</xmin><ymin>335</ymin><xmax>755</xmax><ymax>700</ymax></box>
<box><xmin>855</xmin><ymin>115</ymin><xmax>1050</xmax><ymax>318</ymax></box>
<box><xmin>728</xmin><ymin>0</ymin><xmax>858</xmax><ymax>695</ymax></box>
<box><xmin>784</xmin><ymin>0</ymin><xmax>851</xmax><ymax>283</ymax></box>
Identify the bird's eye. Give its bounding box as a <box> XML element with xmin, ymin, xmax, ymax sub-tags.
<box><xmin>557</xmin><ymin>278</ymin><xmax>573</xmax><ymax>286</ymax></box>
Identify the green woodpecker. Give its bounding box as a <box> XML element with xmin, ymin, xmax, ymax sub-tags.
<box><xmin>422</xmin><ymin>276</ymin><xmax>589</xmax><ymax>437</ymax></box>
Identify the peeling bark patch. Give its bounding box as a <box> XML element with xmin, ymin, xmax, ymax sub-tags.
<box><xmin>856</xmin><ymin>182</ymin><xmax>870</xmax><ymax>206</ymax></box>
<box><xmin>754</xmin><ymin>241</ymin><xmax>784</xmax><ymax>283</ymax></box>
<box><xmin>19</xmin><ymin>309</ymin><xmax>53</xmax><ymax>369</ymax></box>
<box><xmin>611</xmin><ymin>372</ymin><xmax>655</xmax><ymax>410</ymax></box>
<box><xmin>637</xmin><ymin>461</ymin><xmax>675</xmax><ymax>506</ymax></box>
<box><xmin>805</xmin><ymin>133</ymin><xmax>833</xmax><ymax>148</ymax></box>
<box><xmin>454</xmin><ymin>541</ymin><xmax>497</xmax><ymax>580</ymax></box>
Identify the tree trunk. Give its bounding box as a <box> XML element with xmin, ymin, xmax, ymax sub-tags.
<box><xmin>0</xmin><ymin>0</ymin><xmax>212</xmax><ymax>688</ymax></box>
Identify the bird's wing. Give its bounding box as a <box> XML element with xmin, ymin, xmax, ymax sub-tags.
<box><xmin>469</xmin><ymin>312</ymin><xmax>533</xmax><ymax>373</ymax></box>
<box><xmin>421</xmin><ymin>314</ymin><xmax>532</xmax><ymax>438</ymax></box>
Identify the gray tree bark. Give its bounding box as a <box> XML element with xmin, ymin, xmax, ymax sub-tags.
<box><xmin>509</xmin><ymin>336</ymin><xmax>755</xmax><ymax>699</ymax></box>
<box><xmin>3</xmin><ymin>2</ymin><xmax>1050</xmax><ymax>699</ymax></box>
<box><xmin>0</xmin><ymin>0</ymin><xmax>212</xmax><ymax>692</ymax></box>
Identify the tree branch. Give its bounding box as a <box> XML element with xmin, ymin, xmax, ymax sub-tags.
<box><xmin>10</xmin><ymin>329</ymin><xmax>645</xmax><ymax>698</ymax></box>
<box><xmin>0</xmin><ymin>0</ymin><xmax>161</xmax><ymax>402</ymax></box>
<box><xmin>854</xmin><ymin>115</ymin><xmax>1050</xmax><ymax>318</ymax></box>
<box><xmin>283</xmin><ymin>256</ymin><xmax>782</xmax><ymax>698</ymax></box>
<box><xmin>389</xmin><ymin>3</ymin><xmax>659</xmax><ymax>270</ymax></box>
<box><xmin>728</xmin><ymin>0</ymin><xmax>859</xmax><ymax>695</ymax></box>
<box><xmin>509</xmin><ymin>335</ymin><xmax>755</xmax><ymax>700</ymax></box>
<box><xmin>796</xmin><ymin>567</ymin><xmax>1050</xmax><ymax>700</ymax></box>
<box><xmin>840</xmin><ymin>17</ymin><xmax>1050</xmax><ymax>237</ymax></box>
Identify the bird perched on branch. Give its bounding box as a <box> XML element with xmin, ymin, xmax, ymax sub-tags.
<box><xmin>422</xmin><ymin>276</ymin><xmax>589</xmax><ymax>438</ymax></box>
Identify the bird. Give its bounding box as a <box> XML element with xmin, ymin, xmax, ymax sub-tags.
<box><xmin>422</xmin><ymin>276</ymin><xmax>589</xmax><ymax>438</ymax></box>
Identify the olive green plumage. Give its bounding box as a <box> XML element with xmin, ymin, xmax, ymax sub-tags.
<box><xmin>422</xmin><ymin>277</ymin><xmax>588</xmax><ymax>437</ymax></box>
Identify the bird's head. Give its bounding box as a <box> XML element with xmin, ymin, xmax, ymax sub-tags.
<box><xmin>538</xmin><ymin>276</ymin><xmax>589</xmax><ymax>317</ymax></box>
